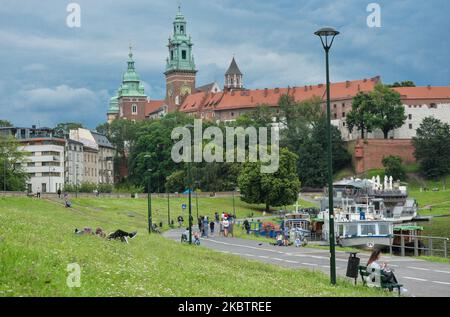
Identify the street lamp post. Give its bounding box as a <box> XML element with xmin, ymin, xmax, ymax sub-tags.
<box><xmin>3</xmin><ymin>158</ymin><xmax>6</xmax><ymax>192</ymax></box>
<box><xmin>75</xmin><ymin>164</ymin><xmax>78</xmax><ymax>198</ymax></box>
<box><xmin>185</xmin><ymin>124</ymin><xmax>194</xmax><ymax>245</ymax></box>
<box><xmin>195</xmin><ymin>181</ymin><xmax>199</xmax><ymax>220</ymax></box>
<box><xmin>147</xmin><ymin>168</ymin><xmax>153</xmax><ymax>234</ymax></box>
<box><xmin>166</xmin><ymin>177</ymin><xmax>171</xmax><ymax>228</ymax></box>
<box><xmin>315</xmin><ymin>27</ymin><xmax>339</xmax><ymax>285</ymax></box>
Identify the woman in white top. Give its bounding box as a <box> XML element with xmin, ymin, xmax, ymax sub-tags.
<box><xmin>222</xmin><ymin>218</ymin><xmax>230</xmax><ymax>237</ymax></box>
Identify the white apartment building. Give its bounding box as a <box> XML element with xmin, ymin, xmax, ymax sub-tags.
<box><xmin>19</xmin><ymin>140</ymin><xmax>65</xmax><ymax>194</ymax></box>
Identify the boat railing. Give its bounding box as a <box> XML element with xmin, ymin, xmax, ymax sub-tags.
<box><xmin>389</xmin><ymin>233</ymin><xmax>449</xmax><ymax>258</ymax></box>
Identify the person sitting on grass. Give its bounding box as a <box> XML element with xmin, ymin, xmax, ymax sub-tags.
<box><xmin>74</xmin><ymin>227</ymin><xmax>93</xmax><ymax>235</ymax></box>
<box><xmin>275</xmin><ymin>233</ymin><xmax>283</xmax><ymax>246</ymax></box>
<box><xmin>193</xmin><ymin>231</ymin><xmax>201</xmax><ymax>245</ymax></box>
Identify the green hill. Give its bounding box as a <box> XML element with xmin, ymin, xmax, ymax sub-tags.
<box><xmin>0</xmin><ymin>197</ymin><xmax>385</xmax><ymax>297</ymax></box>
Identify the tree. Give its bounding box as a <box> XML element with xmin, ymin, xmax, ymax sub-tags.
<box><xmin>54</xmin><ymin>122</ymin><xmax>84</xmax><ymax>136</ymax></box>
<box><xmin>0</xmin><ymin>135</ymin><xmax>29</xmax><ymax>191</ymax></box>
<box><xmin>412</xmin><ymin>117</ymin><xmax>450</xmax><ymax>180</ymax></box>
<box><xmin>297</xmin><ymin>118</ymin><xmax>351</xmax><ymax>188</ymax></box>
<box><xmin>277</xmin><ymin>94</ymin><xmax>350</xmax><ymax>188</ymax></box>
<box><xmin>165</xmin><ymin>170</ymin><xmax>186</xmax><ymax>193</ymax></box>
<box><xmin>370</xmin><ymin>84</ymin><xmax>406</xmax><ymax>139</ymax></box>
<box><xmin>346</xmin><ymin>92</ymin><xmax>377</xmax><ymax>139</ymax></box>
<box><xmin>238</xmin><ymin>148</ymin><xmax>301</xmax><ymax>213</ymax></box>
<box><xmin>347</xmin><ymin>85</ymin><xmax>406</xmax><ymax>139</ymax></box>
<box><xmin>388</xmin><ymin>81</ymin><xmax>416</xmax><ymax>88</ymax></box>
<box><xmin>382</xmin><ymin>156</ymin><xmax>406</xmax><ymax>181</ymax></box>
<box><xmin>0</xmin><ymin>120</ymin><xmax>12</xmax><ymax>127</ymax></box>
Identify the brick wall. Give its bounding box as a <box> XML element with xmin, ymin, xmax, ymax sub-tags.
<box><xmin>349</xmin><ymin>139</ymin><xmax>416</xmax><ymax>174</ymax></box>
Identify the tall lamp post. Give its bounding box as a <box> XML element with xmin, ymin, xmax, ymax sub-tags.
<box><xmin>147</xmin><ymin>168</ymin><xmax>153</xmax><ymax>233</ymax></box>
<box><xmin>166</xmin><ymin>177</ymin><xmax>171</xmax><ymax>228</ymax></box>
<box><xmin>185</xmin><ymin>124</ymin><xmax>194</xmax><ymax>244</ymax></box>
<box><xmin>195</xmin><ymin>181</ymin><xmax>199</xmax><ymax>220</ymax></box>
<box><xmin>314</xmin><ymin>27</ymin><xmax>339</xmax><ymax>285</ymax></box>
<box><xmin>3</xmin><ymin>158</ymin><xmax>6</xmax><ymax>192</ymax></box>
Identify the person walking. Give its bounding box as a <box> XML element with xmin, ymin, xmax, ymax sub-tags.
<box><xmin>202</xmin><ymin>216</ymin><xmax>209</xmax><ymax>237</ymax></box>
<box><xmin>222</xmin><ymin>217</ymin><xmax>230</xmax><ymax>237</ymax></box>
<box><xmin>209</xmin><ymin>221</ymin><xmax>215</xmax><ymax>235</ymax></box>
<box><xmin>214</xmin><ymin>212</ymin><xmax>219</xmax><ymax>223</ymax></box>
<box><xmin>57</xmin><ymin>188</ymin><xmax>62</xmax><ymax>199</ymax></box>
<box><xmin>243</xmin><ymin>219</ymin><xmax>251</xmax><ymax>234</ymax></box>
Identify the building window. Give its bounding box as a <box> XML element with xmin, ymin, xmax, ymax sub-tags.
<box><xmin>342</xmin><ymin>112</ymin><xmax>346</xmax><ymax>117</ymax></box>
<box><xmin>132</xmin><ymin>104</ymin><xmax>137</xmax><ymax>114</ymax></box>
<box><xmin>409</xmin><ymin>124</ymin><xmax>413</xmax><ymax>129</ymax></box>
<box><xmin>408</xmin><ymin>114</ymin><xmax>412</xmax><ymax>120</ymax></box>
<box><xmin>333</xmin><ymin>104</ymin><xmax>337</xmax><ymax>108</ymax></box>
<box><xmin>170</xmin><ymin>50</ymin><xmax>174</xmax><ymax>60</ymax></box>
<box><xmin>182</xmin><ymin>50</ymin><xmax>187</xmax><ymax>60</ymax></box>
<box><xmin>334</xmin><ymin>113</ymin><xmax>337</xmax><ymax>119</ymax></box>
<box><xmin>180</xmin><ymin>25</ymin><xmax>184</xmax><ymax>33</ymax></box>
<box><xmin>231</xmin><ymin>112</ymin><xmax>234</xmax><ymax>117</ymax></box>
<box><xmin>430</xmin><ymin>103</ymin><xmax>437</xmax><ymax>108</ymax></box>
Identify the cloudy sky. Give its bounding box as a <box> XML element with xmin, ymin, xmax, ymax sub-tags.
<box><xmin>1</xmin><ymin>0</ymin><xmax>449</xmax><ymax>128</ymax></box>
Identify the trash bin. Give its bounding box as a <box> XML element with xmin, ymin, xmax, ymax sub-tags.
<box><xmin>346</xmin><ymin>252</ymin><xmax>360</xmax><ymax>285</ymax></box>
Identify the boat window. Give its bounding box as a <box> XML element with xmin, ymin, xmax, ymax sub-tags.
<box><xmin>361</xmin><ymin>224</ymin><xmax>376</xmax><ymax>235</ymax></box>
<box><xmin>346</xmin><ymin>224</ymin><xmax>358</xmax><ymax>236</ymax></box>
<box><xmin>378</xmin><ymin>223</ymin><xmax>390</xmax><ymax>235</ymax></box>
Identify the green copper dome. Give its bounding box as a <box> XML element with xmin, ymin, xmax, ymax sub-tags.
<box><xmin>165</xmin><ymin>6</ymin><xmax>196</xmax><ymax>74</ymax></box>
<box><xmin>118</xmin><ymin>47</ymin><xmax>147</xmax><ymax>97</ymax></box>
<box><xmin>107</xmin><ymin>95</ymin><xmax>119</xmax><ymax>114</ymax></box>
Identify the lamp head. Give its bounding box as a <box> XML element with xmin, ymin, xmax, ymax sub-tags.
<box><xmin>314</xmin><ymin>27</ymin><xmax>339</xmax><ymax>50</ymax></box>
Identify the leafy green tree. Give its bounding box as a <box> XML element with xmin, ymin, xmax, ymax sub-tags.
<box><xmin>277</xmin><ymin>94</ymin><xmax>350</xmax><ymax>188</ymax></box>
<box><xmin>297</xmin><ymin>118</ymin><xmax>351</xmax><ymax>188</ymax></box>
<box><xmin>238</xmin><ymin>148</ymin><xmax>301</xmax><ymax>213</ymax></box>
<box><xmin>0</xmin><ymin>120</ymin><xmax>12</xmax><ymax>127</ymax></box>
<box><xmin>128</xmin><ymin>112</ymin><xmax>192</xmax><ymax>192</ymax></box>
<box><xmin>371</xmin><ymin>84</ymin><xmax>406</xmax><ymax>139</ymax></box>
<box><xmin>0</xmin><ymin>135</ymin><xmax>29</xmax><ymax>191</ymax></box>
<box><xmin>165</xmin><ymin>170</ymin><xmax>186</xmax><ymax>193</ymax></box>
<box><xmin>382</xmin><ymin>156</ymin><xmax>406</xmax><ymax>181</ymax></box>
<box><xmin>346</xmin><ymin>92</ymin><xmax>377</xmax><ymax>139</ymax></box>
<box><xmin>412</xmin><ymin>117</ymin><xmax>450</xmax><ymax>180</ymax></box>
<box><xmin>54</xmin><ymin>122</ymin><xmax>84</xmax><ymax>136</ymax></box>
<box><xmin>388</xmin><ymin>81</ymin><xmax>416</xmax><ymax>88</ymax></box>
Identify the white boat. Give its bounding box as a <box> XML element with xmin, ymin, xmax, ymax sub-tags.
<box><xmin>322</xmin><ymin>207</ymin><xmax>395</xmax><ymax>249</ymax></box>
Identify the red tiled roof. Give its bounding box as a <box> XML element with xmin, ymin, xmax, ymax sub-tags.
<box><xmin>393</xmin><ymin>87</ymin><xmax>450</xmax><ymax>100</ymax></box>
<box><xmin>180</xmin><ymin>77</ymin><xmax>380</xmax><ymax>113</ymax></box>
<box><xmin>145</xmin><ymin>100</ymin><xmax>165</xmax><ymax>115</ymax></box>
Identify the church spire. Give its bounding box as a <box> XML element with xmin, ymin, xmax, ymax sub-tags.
<box><xmin>165</xmin><ymin>6</ymin><xmax>196</xmax><ymax>73</ymax></box>
<box><xmin>224</xmin><ymin>57</ymin><xmax>244</xmax><ymax>91</ymax></box>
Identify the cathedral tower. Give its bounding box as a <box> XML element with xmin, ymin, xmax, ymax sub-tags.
<box><xmin>165</xmin><ymin>6</ymin><xmax>197</xmax><ymax>112</ymax></box>
<box><xmin>224</xmin><ymin>57</ymin><xmax>243</xmax><ymax>91</ymax></box>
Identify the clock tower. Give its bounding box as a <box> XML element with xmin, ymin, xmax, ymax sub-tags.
<box><xmin>165</xmin><ymin>6</ymin><xmax>197</xmax><ymax>112</ymax></box>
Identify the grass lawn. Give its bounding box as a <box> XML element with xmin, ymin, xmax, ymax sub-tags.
<box><xmin>0</xmin><ymin>197</ymin><xmax>388</xmax><ymax>297</ymax></box>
